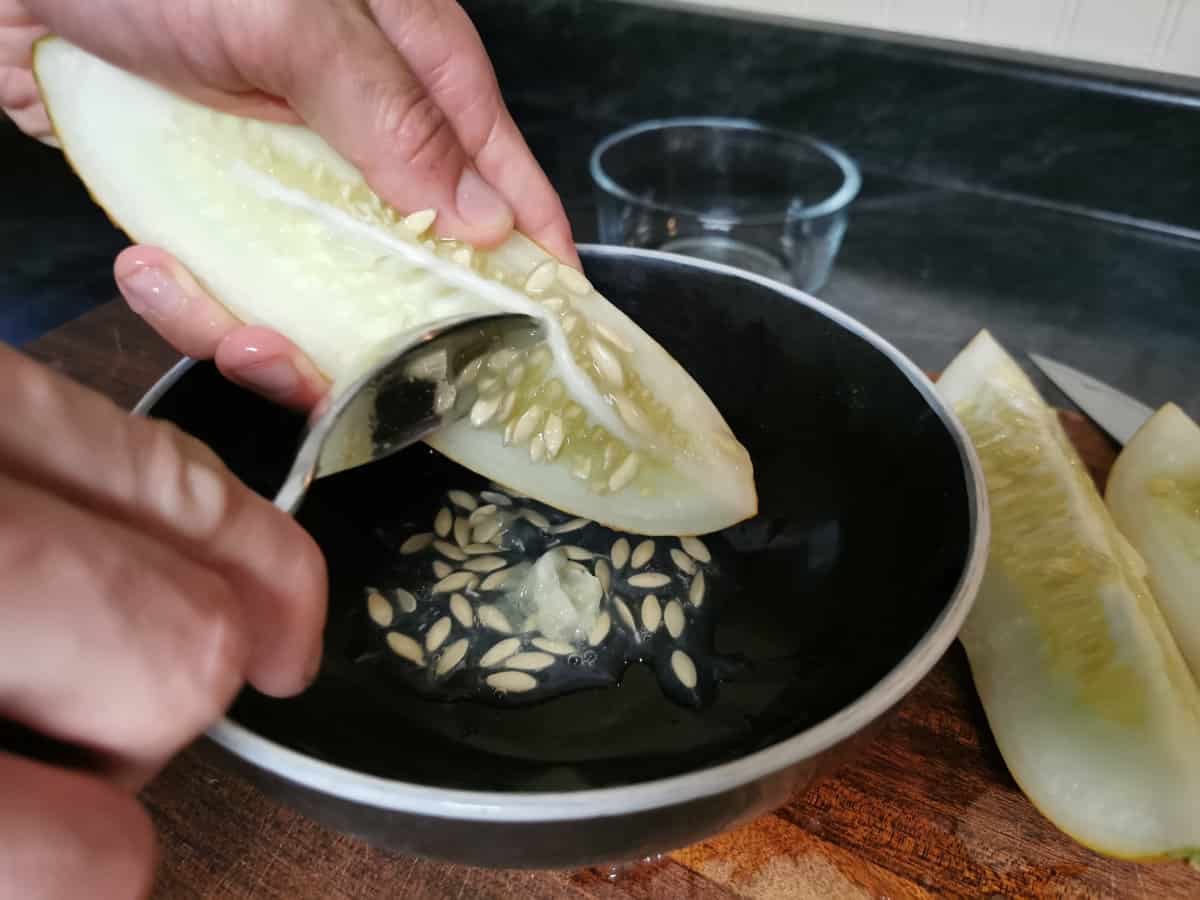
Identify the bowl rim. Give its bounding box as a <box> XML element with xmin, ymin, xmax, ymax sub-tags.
<box><xmin>588</xmin><ymin>116</ymin><xmax>863</xmax><ymax>224</ymax></box>
<box><xmin>134</xmin><ymin>244</ymin><xmax>988</xmax><ymax>824</ymax></box>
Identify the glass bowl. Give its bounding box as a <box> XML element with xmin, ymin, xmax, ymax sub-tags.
<box><xmin>589</xmin><ymin>117</ymin><xmax>860</xmax><ymax>293</ymax></box>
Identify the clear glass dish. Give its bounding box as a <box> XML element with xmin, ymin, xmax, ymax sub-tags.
<box><xmin>589</xmin><ymin>117</ymin><xmax>860</xmax><ymax>293</ymax></box>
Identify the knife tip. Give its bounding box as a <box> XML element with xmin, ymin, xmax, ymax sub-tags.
<box><xmin>1027</xmin><ymin>352</ymin><xmax>1057</xmax><ymax>376</ymax></box>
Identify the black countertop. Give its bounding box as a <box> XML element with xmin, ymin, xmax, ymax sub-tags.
<box><xmin>4</xmin><ymin>0</ymin><xmax>1198</xmax><ymax>417</ymax></box>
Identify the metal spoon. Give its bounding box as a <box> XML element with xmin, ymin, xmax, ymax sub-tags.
<box><xmin>273</xmin><ymin>313</ymin><xmax>543</xmax><ymax>514</ymax></box>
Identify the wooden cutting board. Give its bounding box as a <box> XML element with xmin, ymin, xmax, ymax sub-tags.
<box><xmin>22</xmin><ymin>301</ymin><xmax>1200</xmax><ymax>899</ymax></box>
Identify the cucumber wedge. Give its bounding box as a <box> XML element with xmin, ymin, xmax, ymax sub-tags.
<box><xmin>1107</xmin><ymin>403</ymin><xmax>1200</xmax><ymax>681</ymax></box>
<box><xmin>33</xmin><ymin>38</ymin><xmax>756</xmax><ymax>536</ymax></box>
<box><xmin>938</xmin><ymin>330</ymin><xmax>1200</xmax><ymax>865</ymax></box>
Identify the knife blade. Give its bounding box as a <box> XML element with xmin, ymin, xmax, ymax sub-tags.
<box><xmin>1028</xmin><ymin>353</ymin><xmax>1154</xmax><ymax>446</ymax></box>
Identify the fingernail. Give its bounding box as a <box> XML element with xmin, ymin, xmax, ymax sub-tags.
<box><xmin>455</xmin><ymin>168</ymin><xmax>513</xmax><ymax>232</ymax></box>
<box><xmin>119</xmin><ymin>265</ymin><xmax>186</xmax><ymax>319</ymax></box>
<box><xmin>291</xmin><ymin>350</ymin><xmax>328</xmax><ymax>393</ymax></box>
<box><xmin>235</xmin><ymin>358</ymin><xmax>299</xmax><ymax>402</ymax></box>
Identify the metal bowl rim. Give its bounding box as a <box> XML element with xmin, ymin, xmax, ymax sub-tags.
<box><xmin>133</xmin><ymin>243</ymin><xmax>989</xmax><ymax>824</ymax></box>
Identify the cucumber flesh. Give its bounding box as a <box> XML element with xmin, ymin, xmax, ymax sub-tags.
<box><xmin>938</xmin><ymin>330</ymin><xmax>1200</xmax><ymax>865</ymax></box>
<box><xmin>1107</xmin><ymin>403</ymin><xmax>1200</xmax><ymax>682</ymax></box>
<box><xmin>34</xmin><ymin>38</ymin><xmax>756</xmax><ymax>536</ymax></box>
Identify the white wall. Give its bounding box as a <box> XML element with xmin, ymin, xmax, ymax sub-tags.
<box><xmin>647</xmin><ymin>0</ymin><xmax>1200</xmax><ymax>81</ymax></box>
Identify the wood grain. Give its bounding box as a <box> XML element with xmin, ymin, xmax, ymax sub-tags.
<box><xmin>21</xmin><ymin>302</ymin><xmax>1200</xmax><ymax>899</ymax></box>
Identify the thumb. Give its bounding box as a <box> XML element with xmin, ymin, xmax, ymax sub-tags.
<box><xmin>244</xmin><ymin>3</ymin><xmax>514</xmax><ymax>246</ymax></box>
<box><xmin>367</xmin><ymin>0</ymin><xmax>580</xmax><ymax>265</ymax></box>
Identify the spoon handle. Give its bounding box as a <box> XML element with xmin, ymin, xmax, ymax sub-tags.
<box><xmin>273</xmin><ymin>467</ymin><xmax>310</xmax><ymax>515</ymax></box>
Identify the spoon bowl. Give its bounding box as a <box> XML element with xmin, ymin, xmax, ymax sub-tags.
<box><xmin>273</xmin><ymin>313</ymin><xmax>543</xmax><ymax>514</ymax></box>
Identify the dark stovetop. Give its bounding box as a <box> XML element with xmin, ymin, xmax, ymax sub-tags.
<box><xmin>4</xmin><ymin>0</ymin><xmax>1198</xmax><ymax>415</ymax></box>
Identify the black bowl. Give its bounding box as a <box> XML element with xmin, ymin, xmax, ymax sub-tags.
<box><xmin>136</xmin><ymin>245</ymin><xmax>986</xmax><ymax>866</ymax></box>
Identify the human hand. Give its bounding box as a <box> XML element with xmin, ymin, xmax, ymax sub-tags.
<box><xmin>0</xmin><ymin>343</ymin><xmax>327</xmax><ymax>897</ymax></box>
<box><xmin>2</xmin><ymin>0</ymin><xmax>578</xmax><ymax>409</ymax></box>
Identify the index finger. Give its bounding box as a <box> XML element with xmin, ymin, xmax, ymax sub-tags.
<box><xmin>0</xmin><ymin>345</ymin><xmax>326</xmax><ymax>697</ymax></box>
